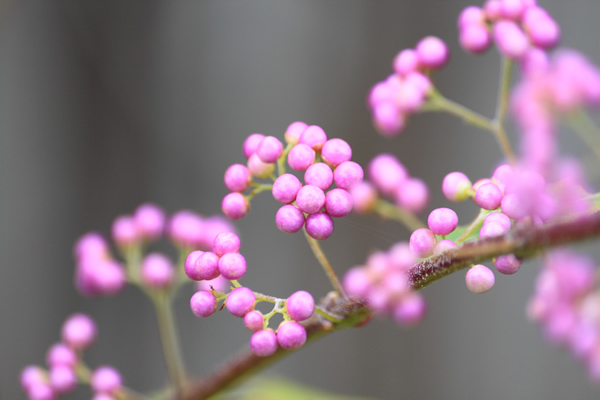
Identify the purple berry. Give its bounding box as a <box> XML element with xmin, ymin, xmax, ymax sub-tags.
<box><xmin>285</xmin><ymin>121</ymin><xmax>308</xmax><ymax>145</ymax></box>
<box><xmin>409</xmin><ymin>228</ymin><xmax>436</xmax><ymax>258</ymax></box>
<box><xmin>286</xmin><ymin>290</ymin><xmax>315</xmax><ymax>321</ymax></box>
<box><xmin>373</xmin><ymin>101</ymin><xmax>406</xmax><ymax>136</ymax></box>
<box><xmin>395</xmin><ymin>178</ymin><xmax>429</xmax><ymax>214</ymax></box>
<box><xmin>465</xmin><ymin>265</ymin><xmax>495</xmax><ymax>293</ymax></box>
<box><xmin>392</xmin><ymin>292</ymin><xmax>427</xmax><ymax>326</ymax></box>
<box><xmin>184</xmin><ymin>250</ymin><xmax>204</xmax><ymax>281</ymax></box>
<box><xmin>296</xmin><ymin>185</ymin><xmax>326</xmax><ymax>214</ymax></box>
<box><xmin>458</xmin><ymin>6</ymin><xmax>485</xmax><ymax>28</ymax></box>
<box><xmin>190</xmin><ymin>290</ymin><xmax>217</xmax><ymax>318</ymax></box>
<box><xmin>325</xmin><ymin>188</ymin><xmax>353</xmax><ymax>218</ymax></box>
<box><xmin>494</xmin><ymin>254</ymin><xmax>522</xmax><ymax>275</ymax></box>
<box><xmin>49</xmin><ymin>366</ymin><xmax>77</xmax><ymax>394</ymax></box>
<box><xmin>479</xmin><ymin>221</ymin><xmax>510</xmax><ymax>238</ymax></box>
<box><xmin>287</xmin><ymin>143</ymin><xmax>316</xmax><ymax>171</ymax></box>
<box><xmin>299</xmin><ymin>125</ymin><xmax>327</xmax><ymax>150</ymax></box>
<box><xmin>277</xmin><ymin>321</ymin><xmax>307</xmax><ymax>350</ymax></box>
<box><xmin>349</xmin><ymin>181</ymin><xmax>378</xmax><ymax>214</ymax></box>
<box><xmin>523</xmin><ymin>7</ymin><xmax>560</xmax><ymax>49</ymax></box>
<box><xmin>334</xmin><ymin>161</ymin><xmax>364</xmax><ymax>190</ymax></box>
<box><xmin>460</xmin><ymin>23</ymin><xmax>492</xmax><ymax>54</ymax></box>
<box><xmin>61</xmin><ymin>313</ymin><xmax>97</xmax><ymax>350</ymax></box>
<box><xmin>247</xmin><ymin>153</ymin><xmax>275</xmax><ymax>178</ymax></box>
<box><xmin>368</xmin><ymin>153</ymin><xmax>408</xmax><ymax>195</ymax></box>
<box><xmin>111</xmin><ymin>215</ymin><xmax>139</xmax><ymax>247</ymax></box>
<box><xmin>321</xmin><ymin>138</ymin><xmax>352</xmax><ymax>167</ymax></box>
<box><xmin>27</xmin><ymin>383</ymin><xmax>55</xmax><ymax>400</ymax></box>
<box><xmin>46</xmin><ymin>343</ymin><xmax>77</xmax><ymax>368</ymax></box>
<box><xmin>21</xmin><ymin>366</ymin><xmax>47</xmax><ymax>392</ymax></box>
<box><xmin>224</xmin><ymin>164</ymin><xmax>252</xmax><ymax>193</ymax></box>
<box><xmin>475</xmin><ymin>182</ymin><xmax>503</xmax><ymax>210</ymax></box>
<box><xmin>218</xmin><ymin>252</ymin><xmax>247</xmax><ymax>280</ymax></box>
<box><xmin>242</xmin><ymin>133</ymin><xmax>265</xmax><ymax>159</ymax></box>
<box><xmin>499</xmin><ymin>0</ymin><xmax>526</xmax><ymax>19</ymax></box>
<box><xmin>167</xmin><ymin>210</ymin><xmax>204</xmax><ymax>248</ymax></box>
<box><xmin>275</xmin><ymin>205</ymin><xmax>306</xmax><ymax>233</ymax></box>
<box><xmin>415</xmin><ymin>36</ymin><xmax>449</xmax><ymax>69</ymax></box>
<box><xmin>194</xmin><ymin>251</ymin><xmax>220</xmax><ymax>281</ymax></box>
<box><xmin>222</xmin><ymin>192</ymin><xmax>249</xmax><ymax>220</ymax></box>
<box><xmin>304</xmin><ymin>162</ymin><xmax>334</xmax><ymax>191</ymax></box>
<box><xmin>133</xmin><ymin>203</ymin><xmax>165</xmax><ymax>241</ymax></box>
<box><xmin>250</xmin><ymin>329</ymin><xmax>278</xmax><ymax>357</ymax></box>
<box><xmin>272</xmin><ymin>174</ymin><xmax>302</xmax><ymax>204</ymax></box>
<box><xmin>91</xmin><ymin>366</ymin><xmax>122</xmax><ymax>394</ymax></box>
<box><xmin>343</xmin><ymin>267</ymin><xmax>371</xmax><ymax>299</ymax></box>
<box><xmin>244</xmin><ymin>310</ymin><xmax>264</xmax><ymax>332</ymax></box>
<box><xmin>433</xmin><ymin>239</ymin><xmax>457</xmax><ymax>255</ymax></box>
<box><xmin>484</xmin><ymin>212</ymin><xmax>512</xmax><ymax>230</ymax></box>
<box><xmin>442</xmin><ymin>171</ymin><xmax>472</xmax><ymax>202</ymax></box>
<box><xmin>74</xmin><ymin>232</ymin><xmax>110</xmax><ymax>261</ymax></box>
<box><xmin>141</xmin><ymin>253</ymin><xmax>174</xmax><ymax>289</ymax></box>
<box><xmin>394</xmin><ymin>80</ymin><xmax>426</xmax><ymax>113</ymax></box>
<box><xmin>226</xmin><ymin>287</ymin><xmax>256</xmax><ymax>317</ymax></box>
<box><xmin>500</xmin><ymin>193</ymin><xmax>527</xmax><ymax>220</ymax></box>
<box><xmin>494</xmin><ymin>20</ymin><xmax>530</xmax><ymax>60</ymax></box>
<box><xmin>256</xmin><ymin>136</ymin><xmax>284</xmax><ymax>163</ymax></box>
<box><xmin>427</xmin><ymin>208</ymin><xmax>458</xmax><ymax>236</ymax></box>
<box><xmin>213</xmin><ymin>232</ymin><xmax>241</xmax><ymax>256</ymax></box>
<box><xmin>195</xmin><ymin>275</ymin><xmax>229</xmax><ymax>292</ymax></box>
<box><xmin>305</xmin><ymin>212</ymin><xmax>334</xmax><ymax>240</ymax></box>
<box><xmin>393</xmin><ymin>49</ymin><xmax>420</xmax><ymax>76</ymax></box>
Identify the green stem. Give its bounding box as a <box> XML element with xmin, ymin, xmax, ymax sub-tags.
<box><xmin>277</xmin><ymin>143</ymin><xmax>293</xmax><ymax>176</ymax></box>
<box><xmin>302</xmin><ymin>228</ymin><xmax>348</xmax><ymax>299</ymax></box>
<box><xmin>566</xmin><ymin>109</ymin><xmax>600</xmax><ymax>162</ymax></box>
<box><xmin>491</xmin><ymin>57</ymin><xmax>517</xmax><ymax>164</ymax></box>
<box><xmin>75</xmin><ymin>361</ymin><xmax>147</xmax><ymax>400</ymax></box>
<box><xmin>245</xmin><ymin>184</ymin><xmax>273</xmax><ymax>201</ymax></box>
<box><xmin>425</xmin><ymin>91</ymin><xmax>493</xmax><ymax>131</ymax></box>
<box><xmin>373</xmin><ymin>199</ymin><xmax>426</xmax><ymax>231</ymax></box>
<box><xmin>152</xmin><ymin>292</ymin><xmax>187</xmax><ymax>397</ymax></box>
<box><xmin>456</xmin><ymin>209</ymin><xmax>491</xmax><ymax>244</ymax></box>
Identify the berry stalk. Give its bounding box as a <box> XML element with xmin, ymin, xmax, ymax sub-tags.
<box><xmin>302</xmin><ymin>228</ymin><xmax>348</xmax><ymax>299</ymax></box>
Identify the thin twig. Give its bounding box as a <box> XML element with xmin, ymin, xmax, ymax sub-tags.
<box><xmin>303</xmin><ymin>228</ymin><xmax>348</xmax><ymax>299</ymax></box>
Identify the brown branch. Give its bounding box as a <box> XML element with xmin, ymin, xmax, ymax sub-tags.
<box><xmin>178</xmin><ymin>212</ymin><xmax>600</xmax><ymax>400</ymax></box>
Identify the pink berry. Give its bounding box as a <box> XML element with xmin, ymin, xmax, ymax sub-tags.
<box><xmin>428</xmin><ymin>208</ymin><xmax>458</xmax><ymax>236</ymax></box>
<box><xmin>46</xmin><ymin>343</ymin><xmax>77</xmax><ymax>368</ymax></box>
<box><xmin>415</xmin><ymin>36</ymin><xmax>449</xmax><ymax>69</ymax></box>
<box><xmin>321</xmin><ymin>138</ymin><xmax>352</xmax><ymax>167</ymax></box>
<box><xmin>305</xmin><ymin>212</ymin><xmax>334</xmax><ymax>240</ymax></box>
<box><xmin>133</xmin><ymin>203</ymin><xmax>165</xmax><ymax>241</ymax></box>
<box><xmin>287</xmin><ymin>143</ymin><xmax>316</xmax><ymax>171</ymax></box>
<box><xmin>247</xmin><ymin>153</ymin><xmax>275</xmax><ymax>178</ymax></box>
<box><xmin>395</xmin><ymin>178</ymin><xmax>429</xmax><ymax>214</ymax></box>
<box><xmin>91</xmin><ymin>366</ymin><xmax>122</xmax><ymax>394</ymax></box>
<box><xmin>195</xmin><ymin>251</ymin><xmax>221</xmax><ymax>281</ymax></box>
<box><xmin>465</xmin><ymin>265</ymin><xmax>495</xmax><ymax>293</ymax></box>
<box><xmin>484</xmin><ymin>212</ymin><xmax>512</xmax><ymax>230</ymax></box>
<box><xmin>368</xmin><ymin>153</ymin><xmax>408</xmax><ymax>195</ymax></box>
<box><xmin>190</xmin><ymin>290</ymin><xmax>217</xmax><ymax>318</ymax></box>
<box><xmin>325</xmin><ymin>188</ymin><xmax>353</xmax><ymax>218</ymax></box>
<box><xmin>21</xmin><ymin>366</ymin><xmax>46</xmax><ymax>392</ymax></box>
<box><xmin>501</xmin><ymin>193</ymin><xmax>527</xmax><ymax>219</ymax></box>
<box><xmin>304</xmin><ymin>162</ymin><xmax>334</xmax><ymax>191</ymax></box>
<box><xmin>212</xmin><ymin>232</ymin><xmax>241</xmax><ymax>256</ymax></box>
<box><xmin>334</xmin><ymin>161</ymin><xmax>364</xmax><ymax>190</ymax></box>
<box><xmin>394</xmin><ymin>80</ymin><xmax>426</xmax><ymax>113</ymax></box>
<box><xmin>484</xmin><ymin>0</ymin><xmax>502</xmax><ymax>20</ymax></box>
<box><xmin>195</xmin><ymin>275</ymin><xmax>229</xmax><ymax>292</ymax></box>
<box><xmin>272</xmin><ymin>174</ymin><xmax>302</xmax><ymax>204</ymax></box>
<box><xmin>242</xmin><ymin>133</ymin><xmax>265</xmax><ymax>159</ymax></box>
<box><xmin>184</xmin><ymin>250</ymin><xmax>204</xmax><ymax>281</ymax></box>
<box><xmin>491</xmin><ymin>164</ymin><xmax>514</xmax><ymax>190</ymax></box>
<box><xmin>494</xmin><ymin>21</ymin><xmax>530</xmax><ymax>60</ymax></box>
<box><xmin>409</xmin><ymin>228</ymin><xmax>436</xmax><ymax>258</ymax></box>
<box><xmin>61</xmin><ymin>313</ymin><xmax>97</xmax><ymax>350</ymax></box>
<box><xmin>49</xmin><ymin>366</ymin><xmax>77</xmax><ymax>394</ymax></box>
<box><xmin>167</xmin><ymin>210</ymin><xmax>204</xmax><ymax>248</ymax></box>
<box><xmin>494</xmin><ymin>254</ymin><xmax>522</xmax><ymax>275</ymax></box>
<box><xmin>284</xmin><ymin>121</ymin><xmax>308</xmax><ymax>145</ymax></box>
<box><xmin>442</xmin><ymin>171</ymin><xmax>472</xmax><ymax>202</ymax></box>
<box><xmin>349</xmin><ymin>181</ymin><xmax>378</xmax><ymax>214</ymax></box>
<box><xmin>343</xmin><ymin>267</ymin><xmax>371</xmax><ymax>299</ymax></box>
<box><xmin>368</xmin><ymin>82</ymin><xmax>394</xmax><ymax>108</ymax></box>
<box><xmin>373</xmin><ymin>101</ymin><xmax>406</xmax><ymax>136</ymax></box>
<box><xmin>393</xmin><ymin>49</ymin><xmax>420</xmax><ymax>76</ymax></box>
<box><xmin>218</xmin><ymin>252</ymin><xmax>247</xmax><ymax>280</ymax></box>
<box><xmin>244</xmin><ymin>310</ymin><xmax>264</xmax><ymax>332</ymax></box>
<box><xmin>392</xmin><ymin>292</ymin><xmax>427</xmax><ymax>326</ymax></box>
<box><xmin>221</xmin><ymin>192</ymin><xmax>249</xmax><ymax>220</ymax></box>
<box><xmin>141</xmin><ymin>253</ymin><xmax>174</xmax><ymax>289</ymax></box>
<box><xmin>275</xmin><ymin>205</ymin><xmax>306</xmax><ymax>233</ymax></box>
<box><xmin>299</xmin><ymin>125</ymin><xmax>327</xmax><ymax>150</ymax></box>
<box><xmin>27</xmin><ymin>383</ymin><xmax>56</xmax><ymax>400</ymax></box>
<box><xmin>499</xmin><ymin>0</ymin><xmax>526</xmax><ymax>20</ymax></box>
<box><xmin>286</xmin><ymin>290</ymin><xmax>315</xmax><ymax>321</ymax></box>
<box><xmin>74</xmin><ymin>232</ymin><xmax>109</xmax><ymax>261</ymax></box>
<box><xmin>296</xmin><ymin>185</ymin><xmax>326</xmax><ymax>214</ymax></box>
<box><xmin>523</xmin><ymin>7</ymin><xmax>560</xmax><ymax>49</ymax></box>
<box><xmin>226</xmin><ymin>287</ymin><xmax>256</xmax><ymax>317</ymax></box>
<box><xmin>111</xmin><ymin>215</ymin><xmax>139</xmax><ymax>247</ymax></box>
<box><xmin>458</xmin><ymin>6</ymin><xmax>485</xmax><ymax>28</ymax></box>
<box><xmin>224</xmin><ymin>164</ymin><xmax>252</xmax><ymax>193</ymax></box>
<box><xmin>460</xmin><ymin>23</ymin><xmax>492</xmax><ymax>54</ymax></box>
<box><xmin>256</xmin><ymin>136</ymin><xmax>284</xmax><ymax>163</ymax></box>
<box><xmin>433</xmin><ymin>239</ymin><xmax>457</xmax><ymax>255</ymax></box>
<box><xmin>479</xmin><ymin>221</ymin><xmax>510</xmax><ymax>238</ymax></box>
<box><xmin>277</xmin><ymin>321</ymin><xmax>307</xmax><ymax>350</ymax></box>
<box><xmin>475</xmin><ymin>182</ymin><xmax>503</xmax><ymax>210</ymax></box>
<box><xmin>250</xmin><ymin>329</ymin><xmax>278</xmax><ymax>357</ymax></box>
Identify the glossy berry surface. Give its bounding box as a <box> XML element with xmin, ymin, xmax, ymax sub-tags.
<box><xmin>226</xmin><ymin>287</ymin><xmax>256</xmax><ymax>317</ymax></box>
<box><xmin>212</xmin><ymin>232</ymin><xmax>241</xmax><ymax>257</ymax></box>
<box><xmin>61</xmin><ymin>313</ymin><xmax>97</xmax><ymax>350</ymax></box>
<box><xmin>427</xmin><ymin>208</ymin><xmax>458</xmax><ymax>236</ymax></box>
<box><xmin>272</xmin><ymin>174</ymin><xmax>302</xmax><ymax>204</ymax></box>
<box><xmin>305</xmin><ymin>212</ymin><xmax>334</xmax><ymax>240</ymax></box>
<box><xmin>244</xmin><ymin>310</ymin><xmax>264</xmax><ymax>332</ymax></box>
<box><xmin>275</xmin><ymin>205</ymin><xmax>305</xmax><ymax>233</ymax></box>
<box><xmin>190</xmin><ymin>291</ymin><xmax>217</xmax><ymax>318</ymax></box>
<box><xmin>465</xmin><ymin>265</ymin><xmax>495</xmax><ymax>294</ymax></box>
<box><xmin>218</xmin><ymin>252</ymin><xmax>247</xmax><ymax>280</ymax></box>
<box><xmin>286</xmin><ymin>290</ymin><xmax>315</xmax><ymax>321</ymax></box>
<box><xmin>277</xmin><ymin>321</ymin><xmax>307</xmax><ymax>350</ymax></box>
<box><xmin>91</xmin><ymin>366</ymin><xmax>122</xmax><ymax>394</ymax></box>
<box><xmin>250</xmin><ymin>329</ymin><xmax>278</xmax><ymax>357</ymax></box>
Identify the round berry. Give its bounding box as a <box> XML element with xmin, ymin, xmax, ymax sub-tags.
<box><xmin>247</xmin><ymin>153</ymin><xmax>275</xmax><ymax>178</ymax></box>
<box><xmin>325</xmin><ymin>188</ymin><xmax>353</xmax><ymax>218</ymax></box>
<box><xmin>484</xmin><ymin>212</ymin><xmax>511</xmax><ymax>231</ymax></box>
<box><xmin>272</xmin><ymin>174</ymin><xmax>302</xmax><ymax>204</ymax></box>
<box><xmin>393</xmin><ymin>49</ymin><xmax>420</xmax><ymax>76</ymax></box>
<box><xmin>196</xmin><ymin>275</ymin><xmax>229</xmax><ymax>293</ymax></box>
<box><xmin>91</xmin><ymin>366</ymin><xmax>122</xmax><ymax>395</ymax></box>
<box><xmin>167</xmin><ymin>210</ymin><xmax>204</xmax><ymax>248</ymax></box>
<box><xmin>494</xmin><ymin>254</ymin><xmax>522</xmax><ymax>275</ymax></box>
<box><xmin>304</xmin><ymin>163</ymin><xmax>334</xmax><ymax>191</ymax></box>
<box><xmin>111</xmin><ymin>215</ymin><xmax>138</xmax><ymax>247</ymax></box>
<box><xmin>415</xmin><ymin>36</ymin><xmax>449</xmax><ymax>69</ymax></box>
<box><xmin>218</xmin><ymin>252</ymin><xmax>247</xmax><ymax>280</ymax></box>
<box><xmin>194</xmin><ymin>251</ymin><xmax>220</xmax><ymax>281</ymax></box>
<box><xmin>244</xmin><ymin>310</ymin><xmax>264</xmax><ymax>332</ymax></box>
<box><xmin>285</xmin><ymin>121</ymin><xmax>308</xmax><ymax>145</ymax></box>
<box><xmin>275</xmin><ymin>205</ymin><xmax>305</xmax><ymax>233</ymax></box>
<box><xmin>184</xmin><ymin>251</ymin><xmax>206</xmax><ymax>281</ymax></box>
<box><xmin>305</xmin><ymin>212</ymin><xmax>334</xmax><ymax>240</ymax></box>
<box><xmin>61</xmin><ymin>313</ymin><xmax>97</xmax><ymax>350</ymax></box>
<box><xmin>190</xmin><ymin>291</ymin><xmax>217</xmax><ymax>318</ymax></box>
<box><xmin>256</xmin><ymin>136</ymin><xmax>284</xmax><ymax>163</ymax></box>
<box><xmin>27</xmin><ymin>383</ymin><xmax>55</xmax><ymax>400</ymax></box>
<box><xmin>494</xmin><ymin>21</ymin><xmax>530</xmax><ymax>60</ymax></box>
<box><xmin>46</xmin><ymin>343</ymin><xmax>77</xmax><ymax>368</ymax></box>
<box><xmin>243</xmin><ymin>133</ymin><xmax>265</xmax><ymax>159</ymax></box>
<box><xmin>20</xmin><ymin>366</ymin><xmax>46</xmax><ymax>392</ymax></box>
<box><xmin>321</xmin><ymin>138</ymin><xmax>352</xmax><ymax>167</ymax></box>
<box><xmin>296</xmin><ymin>185</ymin><xmax>326</xmax><ymax>214</ymax></box>
<box><xmin>368</xmin><ymin>154</ymin><xmax>408</xmax><ymax>195</ymax></box>
<box><xmin>349</xmin><ymin>182</ymin><xmax>378</xmax><ymax>214</ymax></box>
<box><xmin>479</xmin><ymin>221</ymin><xmax>510</xmax><ymax>238</ymax></box>
<box><xmin>465</xmin><ymin>265</ymin><xmax>495</xmax><ymax>293</ymax></box>
<box><xmin>459</xmin><ymin>23</ymin><xmax>492</xmax><ymax>54</ymax></box>
<box><xmin>442</xmin><ymin>172</ymin><xmax>472</xmax><ymax>202</ymax></box>
<box><xmin>409</xmin><ymin>228</ymin><xmax>436</xmax><ymax>258</ymax></box>
<box><xmin>373</xmin><ymin>101</ymin><xmax>405</xmax><ymax>136</ymax></box>
<box><xmin>287</xmin><ymin>143</ymin><xmax>315</xmax><ymax>172</ymax></box>
<box><xmin>427</xmin><ymin>208</ymin><xmax>458</xmax><ymax>236</ymax></box>
<box><xmin>395</xmin><ymin>178</ymin><xmax>429</xmax><ymax>214</ymax></box>
<box><xmin>277</xmin><ymin>321</ymin><xmax>307</xmax><ymax>350</ymax></box>
<box><xmin>224</xmin><ymin>164</ymin><xmax>251</xmax><ymax>193</ymax></box>
<box><xmin>286</xmin><ymin>290</ymin><xmax>315</xmax><ymax>321</ymax></box>
<box><xmin>343</xmin><ymin>267</ymin><xmax>371</xmax><ymax>299</ymax></box>
<box><xmin>133</xmin><ymin>203</ymin><xmax>165</xmax><ymax>240</ymax></box>
<box><xmin>299</xmin><ymin>125</ymin><xmax>327</xmax><ymax>150</ymax></box>
<box><xmin>226</xmin><ymin>287</ymin><xmax>256</xmax><ymax>317</ymax></box>
<box><xmin>334</xmin><ymin>161</ymin><xmax>364</xmax><ymax>190</ymax></box>
<box><xmin>475</xmin><ymin>182</ymin><xmax>503</xmax><ymax>210</ymax></box>
<box><xmin>49</xmin><ymin>366</ymin><xmax>77</xmax><ymax>394</ymax></box>
<box><xmin>141</xmin><ymin>253</ymin><xmax>174</xmax><ymax>289</ymax></box>
<box><xmin>392</xmin><ymin>292</ymin><xmax>427</xmax><ymax>326</ymax></box>
<box><xmin>433</xmin><ymin>239</ymin><xmax>457</xmax><ymax>255</ymax></box>
<box><xmin>213</xmin><ymin>232</ymin><xmax>241</xmax><ymax>256</ymax></box>
<box><xmin>222</xmin><ymin>192</ymin><xmax>249</xmax><ymax>220</ymax></box>
<box><xmin>250</xmin><ymin>329</ymin><xmax>278</xmax><ymax>357</ymax></box>
<box><xmin>458</xmin><ymin>6</ymin><xmax>485</xmax><ymax>28</ymax></box>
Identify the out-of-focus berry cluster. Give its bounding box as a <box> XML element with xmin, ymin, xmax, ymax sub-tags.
<box><xmin>222</xmin><ymin>122</ymin><xmax>364</xmax><ymax>240</ymax></box>
<box><xmin>185</xmin><ymin>231</ymin><xmax>316</xmax><ymax>357</ymax></box>
<box><xmin>528</xmin><ymin>249</ymin><xmax>600</xmax><ymax>383</ymax></box>
<box><xmin>368</xmin><ymin>37</ymin><xmax>447</xmax><ymax>136</ymax></box>
<box><xmin>20</xmin><ymin>314</ymin><xmax>123</xmax><ymax>400</ymax></box>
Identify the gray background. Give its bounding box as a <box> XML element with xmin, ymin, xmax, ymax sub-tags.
<box><xmin>2</xmin><ymin>0</ymin><xmax>600</xmax><ymax>399</ymax></box>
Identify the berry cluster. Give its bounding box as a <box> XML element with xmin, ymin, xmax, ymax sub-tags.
<box><xmin>20</xmin><ymin>314</ymin><xmax>123</xmax><ymax>400</ymax></box>
<box><xmin>528</xmin><ymin>250</ymin><xmax>600</xmax><ymax>383</ymax></box>
<box><xmin>458</xmin><ymin>0</ymin><xmax>560</xmax><ymax>58</ymax></box>
<box><xmin>368</xmin><ymin>37</ymin><xmax>448</xmax><ymax>136</ymax></box>
<box><xmin>222</xmin><ymin>122</ymin><xmax>364</xmax><ymax>240</ymax></box>
<box><xmin>343</xmin><ymin>242</ymin><xmax>426</xmax><ymax>326</ymax></box>
<box><xmin>185</xmin><ymin>232</ymin><xmax>316</xmax><ymax>357</ymax></box>
<box><xmin>350</xmin><ymin>153</ymin><xmax>429</xmax><ymax>214</ymax></box>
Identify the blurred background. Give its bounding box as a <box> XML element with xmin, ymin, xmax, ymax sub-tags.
<box><xmin>2</xmin><ymin>0</ymin><xmax>600</xmax><ymax>399</ymax></box>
